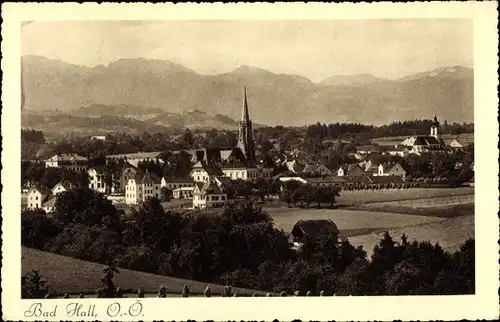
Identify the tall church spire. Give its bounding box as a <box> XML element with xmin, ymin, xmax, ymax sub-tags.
<box><xmin>237</xmin><ymin>86</ymin><xmax>255</xmax><ymax>163</ymax></box>
<box><xmin>242</xmin><ymin>86</ymin><xmax>250</xmax><ymax>122</ymax></box>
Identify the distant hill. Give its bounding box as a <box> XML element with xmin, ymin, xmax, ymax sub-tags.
<box><xmin>21</xmin><ymin>106</ymin><xmax>265</xmax><ymax>136</ymax></box>
<box><xmin>22</xmin><ymin>55</ymin><xmax>474</xmax><ymax>126</ymax></box>
<box><xmin>320</xmin><ymin>74</ymin><xmax>387</xmax><ymax>86</ymax></box>
<box><xmin>22</xmin><ymin>247</ymin><xmax>268</xmax><ymax>296</ymax></box>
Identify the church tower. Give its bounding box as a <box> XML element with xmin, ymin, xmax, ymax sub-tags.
<box><xmin>237</xmin><ymin>87</ymin><xmax>256</xmax><ymax>163</ymax></box>
<box><xmin>430</xmin><ymin>115</ymin><xmax>440</xmax><ymax>138</ymax></box>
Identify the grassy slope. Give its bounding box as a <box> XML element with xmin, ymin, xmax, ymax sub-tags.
<box><xmin>22</xmin><ymin>247</ymin><xmax>268</xmax><ymax>297</ymax></box>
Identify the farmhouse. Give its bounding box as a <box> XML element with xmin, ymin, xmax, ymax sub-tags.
<box><xmin>355</xmin><ymin>145</ymin><xmax>378</xmax><ymax>155</ymax></box>
<box><xmin>336</xmin><ymin>164</ymin><xmax>366</xmax><ymax>177</ymax></box>
<box><xmin>290</xmin><ymin>219</ymin><xmax>339</xmax><ymax>248</ymax></box>
<box><xmin>376</xmin><ymin>163</ymin><xmax>406</xmax><ymax>180</ymax></box>
<box><xmin>359</xmin><ymin>160</ymin><xmax>380</xmax><ymax>176</ymax></box>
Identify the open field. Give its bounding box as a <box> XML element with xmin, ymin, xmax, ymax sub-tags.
<box><xmin>348</xmin><ymin>214</ymin><xmax>474</xmax><ymax>257</ymax></box>
<box><xmin>268</xmin><ymin>208</ymin><xmax>445</xmax><ymax>237</ymax></box>
<box><xmin>337</xmin><ymin>187</ymin><xmax>474</xmax><ymax>205</ymax></box>
<box><xmin>358</xmin><ymin>194</ymin><xmax>474</xmax><ymax>209</ymax></box>
<box><xmin>22</xmin><ymin>247</ymin><xmax>267</xmax><ymax>297</ymax></box>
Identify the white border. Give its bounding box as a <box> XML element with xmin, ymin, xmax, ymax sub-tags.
<box><xmin>2</xmin><ymin>2</ymin><xmax>499</xmax><ymax>321</ymax></box>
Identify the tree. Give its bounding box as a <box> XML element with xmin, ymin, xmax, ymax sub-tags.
<box><xmin>182</xmin><ymin>129</ymin><xmax>195</xmax><ymax>149</ymax></box>
<box><xmin>161</xmin><ymin>187</ymin><xmax>173</xmax><ymax>202</ymax></box>
<box><xmin>101</xmin><ymin>266</ymin><xmax>120</xmax><ymax>298</ymax></box>
<box><xmin>21</xmin><ymin>209</ymin><xmax>61</xmax><ymax>249</ymax></box>
<box><xmin>22</xmin><ymin>270</ymin><xmax>49</xmax><ymax>299</ymax></box>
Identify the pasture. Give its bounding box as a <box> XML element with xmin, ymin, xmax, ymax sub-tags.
<box><xmin>22</xmin><ymin>247</ymin><xmax>267</xmax><ymax>297</ymax></box>
<box><xmin>336</xmin><ymin>187</ymin><xmax>474</xmax><ymax>205</ymax></box>
<box><xmin>348</xmin><ymin>214</ymin><xmax>474</xmax><ymax>257</ymax></box>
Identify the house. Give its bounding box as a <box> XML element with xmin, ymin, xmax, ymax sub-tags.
<box><xmin>91</xmin><ymin>135</ymin><xmax>106</xmax><ymax>141</ymax></box>
<box><xmin>380</xmin><ymin>145</ymin><xmax>410</xmax><ymax>157</ymax></box>
<box><xmin>161</xmin><ymin>177</ymin><xmax>195</xmax><ymax>190</ymax></box>
<box><xmin>221</xmin><ymin>161</ymin><xmax>259</xmax><ymax>181</ymax></box>
<box><xmin>27</xmin><ymin>186</ymin><xmax>49</xmax><ymax>210</ymax></box>
<box><xmin>121</xmin><ymin>164</ymin><xmax>138</xmax><ymax>192</ymax></box>
<box><xmin>445</xmin><ymin>138</ymin><xmax>464</xmax><ymax>149</ymax></box>
<box><xmin>376</xmin><ymin>163</ymin><xmax>407</xmax><ymax>180</ymax></box>
<box><xmin>125</xmin><ymin>171</ymin><xmax>162</xmax><ymax>205</ymax></box>
<box><xmin>88</xmin><ymin>167</ymin><xmax>113</xmax><ymax>194</ymax></box>
<box><xmin>290</xmin><ymin>219</ymin><xmax>339</xmax><ymax>248</ymax></box>
<box><xmin>107</xmin><ymin>151</ymin><xmax>164</xmax><ymax>168</ymax></box>
<box><xmin>355</xmin><ymin>145</ymin><xmax>378</xmax><ymax>155</ymax></box>
<box><xmin>189</xmin><ymin>161</ymin><xmax>224</xmax><ymax>183</ymax></box>
<box><xmin>359</xmin><ymin>160</ymin><xmax>379</xmax><ymax>176</ymax></box>
<box><xmin>302</xmin><ymin>164</ymin><xmax>333</xmax><ymax>177</ymax></box>
<box><xmin>172</xmin><ymin>187</ymin><xmax>195</xmax><ymax>199</ymax></box>
<box><xmin>256</xmin><ymin>163</ymin><xmax>275</xmax><ymax>179</ymax></box>
<box><xmin>336</xmin><ymin>164</ymin><xmax>366</xmax><ymax>177</ymax></box>
<box><xmin>51</xmin><ymin>181</ymin><xmax>72</xmax><ymax>195</ymax></box>
<box><xmin>45</xmin><ymin>154</ymin><xmax>88</xmax><ymax>171</ymax></box>
<box><xmin>42</xmin><ymin>195</ymin><xmax>57</xmax><ymax>214</ymax></box>
<box><xmin>192</xmin><ymin>180</ymin><xmax>228</xmax><ymax>209</ymax></box>
<box><xmin>285</xmin><ymin>160</ymin><xmax>305</xmax><ymax>173</ymax></box>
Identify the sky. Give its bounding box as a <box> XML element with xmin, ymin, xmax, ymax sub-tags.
<box><xmin>21</xmin><ymin>19</ymin><xmax>473</xmax><ymax>82</ymax></box>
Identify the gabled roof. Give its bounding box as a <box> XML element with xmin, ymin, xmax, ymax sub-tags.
<box><xmin>191</xmin><ymin>161</ymin><xmax>224</xmax><ymax>176</ymax></box>
<box><xmin>28</xmin><ymin>185</ymin><xmax>50</xmax><ymax>196</ymax></box>
<box><xmin>413</xmin><ymin>136</ymin><xmax>441</xmax><ymax>146</ymax></box>
<box><xmin>42</xmin><ymin>195</ymin><xmax>57</xmax><ymax>207</ymax></box>
<box><xmin>215</xmin><ymin>176</ymin><xmax>232</xmax><ymax>190</ymax></box>
<box><xmin>305</xmin><ymin>176</ymin><xmax>349</xmax><ymax>184</ymax></box>
<box><xmin>337</xmin><ymin>164</ymin><xmax>365</xmax><ymax>176</ymax></box>
<box><xmin>291</xmin><ymin>219</ymin><xmax>339</xmax><ymax>236</ymax></box>
<box><xmin>355</xmin><ymin>145</ymin><xmax>378</xmax><ymax>152</ymax></box>
<box><xmin>200</xmin><ymin>180</ymin><xmax>224</xmax><ymax>195</ymax></box>
<box><xmin>107</xmin><ymin>151</ymin><xmax>163</xmax><ymax>160</ymax></box>
<box><xmin>134</xmin><ymin>171</ymin><xmax>162</xmax><ymax>184</ymax></box>
<box><xmin>52</xmin><ymin>181</ymin><xmax>72</xmax><ymax>191</ymax></box>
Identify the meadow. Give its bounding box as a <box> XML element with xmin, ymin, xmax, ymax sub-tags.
<box><xmin>268</xmin><ymin>208</ymin><xmax>446</xmax><ymax>238</ymax></box>
<box><xmin>348</xmin><ymin>214</ymin><xmax>474</xmax><ymax>257</ymax></box>
<box><xmin>22</xmin><ymin>247</ymin><xmax>267</xmax><ymax>297</ymax></box>
<box><xmin>336</xmin><ymin>187</ymin><xmax>474</xmax><ymax>205</ymax></box>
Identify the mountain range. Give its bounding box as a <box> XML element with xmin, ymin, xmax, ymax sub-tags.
<box><xmin>21</xmin><ymin>55</ymin><xmax>474</xmax><ymax>129</ymax></box>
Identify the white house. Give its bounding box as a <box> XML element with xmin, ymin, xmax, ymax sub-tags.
<box><xmin>88</xmin><ymin>168</ymin><xmax>113</xmax><ymax>194</ymax></box>
<box><xmin>189</xmin><ymin>161</ymin><xmax>223</xmax><ymax>183</ymax></box>
<box><xmin>192</xmin><ymin>181</ymin><xmax>228</xmax><ymax>209</ymax></box>
<box><xmin>284</xmin><ymin>160</ymin><xmax>304</xmax><ymax>173</ymax></box>
<box><xmin>27</xmin><ymin>186</ymin><xmax>49</xmax><ymax>210</ymax></box>
<box><xmin>51</xmin><ymin>181</ymin><xmax>72</xmax><ymax>195</ymax></box>
<box><xmin>125</xmin><ymin>171</ymin><xmax>162</xmax><ymax>205</ymax></box>
<box><xmin>161</xmin><ymin>177</ymin><xmax>194</xmax><ymax>190</ymax></box>
<box><xmin>173</xmin><ymin>187</ymin><xmax>195</xmax><ymax>199</ymax></box>
<box><xmin>376</xmin><ymin>163</ymin><xmax>407</xmax><ymax>180</ymax></box>
<box><xmin>447</xmin><ymin>139</ymin><xmax>464</xmax><ymax>149</ymax></box>
<box><xmin>120</xmin><ymin>164</ymin><xmax>138</xmax><ymax>192</ymax></box>
<box><xmin>221</xmin><ymin>163</ymin><xmax>259</xmax><ymax>181</ymax></box>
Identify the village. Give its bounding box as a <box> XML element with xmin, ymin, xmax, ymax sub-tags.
<box><xmin>23</xmin><ymin>90</ymin><xmax>474</xmax><ymax>216</ymax></box>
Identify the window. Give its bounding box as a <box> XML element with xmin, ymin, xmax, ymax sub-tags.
<box><xmin>213</xmin><ymin>196</ymin><xmax>219</xmax><ymax>201</ymax></box>
<box><xmin>221</xmin><ymin>195</ymin><xmax>226</xmax><ymax>200</ymax></box>
<box><xmin>36</xmin><ymin>196</ymin><xmax>38</xmax><ymax>200</ymax></box>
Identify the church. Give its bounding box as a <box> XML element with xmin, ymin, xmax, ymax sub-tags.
<box><xmin>400</xmin><ymin>116</ymin><xmax>445</xmax><ymax>155</ymax></box>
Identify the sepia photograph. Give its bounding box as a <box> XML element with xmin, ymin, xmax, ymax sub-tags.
<box><xmin>2</xmin><ymin>2</ymin><xmax>499</xmax><ymax>321</ymax></box>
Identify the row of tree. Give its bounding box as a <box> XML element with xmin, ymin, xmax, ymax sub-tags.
<box><xmin>22</xmin><ymin>188</ymin><xmax>474</xmax><ymax>296</ymax></box>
